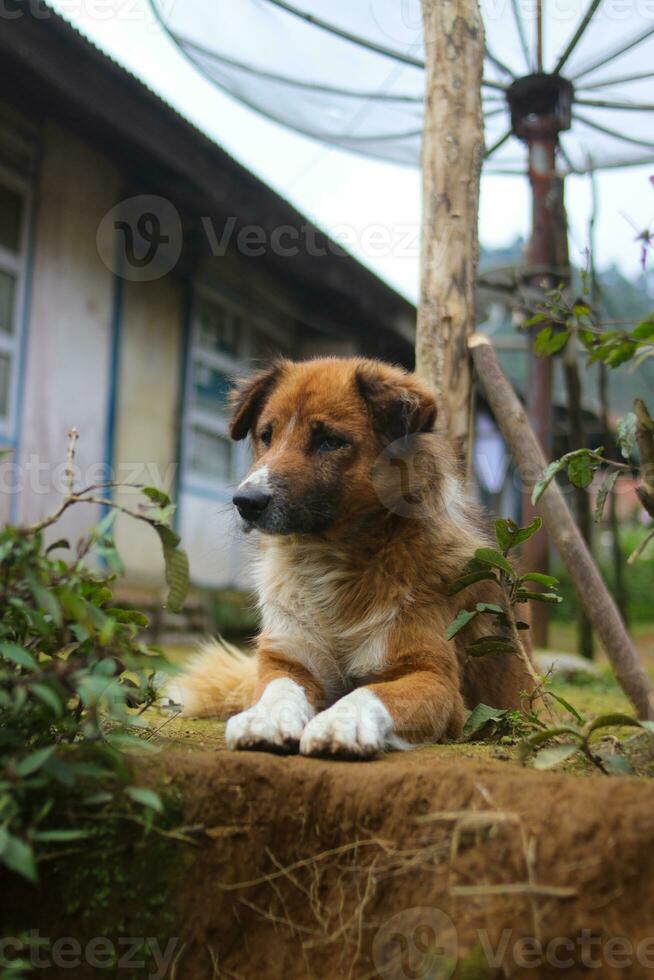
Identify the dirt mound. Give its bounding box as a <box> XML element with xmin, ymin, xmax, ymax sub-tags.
<box><xmin>163</xmin><ymin>746</ymin><xmax>654</xmax><ymax>980</ymax></box>
<box><xmin>6</xmin><ymin>743</ymin><xmax>654</xmax><ymax>979</ymax></box>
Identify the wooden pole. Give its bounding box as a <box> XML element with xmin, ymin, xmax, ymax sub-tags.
<box><xmin>417</xmin><ymin>0</ymin><xmax>485</xmax><ymax>468</ymax></box>
<box><xmin>521</xmin><ymin>136</ymin><xmax>557</xmax><ymax>647</ymax></box>
<box><xmin>469</xmin><ymin>333</ymin><xmax>654</xmax><ymax>720</ymax></box>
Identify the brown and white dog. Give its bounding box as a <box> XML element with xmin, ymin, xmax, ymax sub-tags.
<box><xmin>169</xmin><ymin>357</ymin><xmax>533</xmax><ymax>758</ymax></box>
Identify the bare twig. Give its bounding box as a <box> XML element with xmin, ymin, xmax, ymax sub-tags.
<box><xmin>65</xmin><ymin>427</ymin><xmax>79</xmax><ymax>496</ymax></box>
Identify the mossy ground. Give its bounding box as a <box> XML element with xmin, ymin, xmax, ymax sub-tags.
<box><xmin>154</xmin><ymin>623</ymin><xmax>654</xmax><ymax>778</ymax></box>
<box><xmin>3</xmin><ymin>798</ymin><xmax>194</xmax><ymax>980</ymax></box>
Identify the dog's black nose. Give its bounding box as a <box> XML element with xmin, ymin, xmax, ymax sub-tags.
<box><xmin>233</xmin><ymin>487</ymin><xmax>271</xmax><ymax>522</ymax></box>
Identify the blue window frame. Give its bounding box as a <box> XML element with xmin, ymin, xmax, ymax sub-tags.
<box><xmin>0</xmin><ymin>167</ymin><xmax>30</xmax><ymax>446</ymax></box>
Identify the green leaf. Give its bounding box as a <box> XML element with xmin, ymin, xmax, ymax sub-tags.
<box><xmin>474</xmin><ymin>548</ymin><xmax>514</xmax><ymax>577</ymax></box>
<box><xmin>606</xmin><ymin>341</ymin><xmax>637</xmax><ymax>368</ymax></box>
<box><xmin>584</xmin><ymin>713</ymin><xmax>642</xmax><ymax>736</ymax></box>
<box><xmin>446</xmin><ymin>570</ymin><xmax>497</xmax><ymax>595</ymax></box>
<box><xmin>0</xmin><ymin>643</ymin><xmax>38</xmax><ymax>670</ymax></box>
<box><xmin>31</xmin><ymin>683</ymin><xmax>63</xmax><ymax>716</ymax></box>
<box><xmin>475</xmin><ymin>602</ymin><xmax>505</xmax><ymax>615</ymax></box>
<box><xmin>496</xmin><ymin>517</ymin><xmax>543</xmax><ymax>553</ymax></box>
<box><xmin>45</xmin><ymin>538</ymin><xmax>70</xmax><ymax>555</ymax></box>
<box><xmin>601</xmin><ymin>754</ymin><xmax>635</xmax><ymax>776</ymax></box>
<box><xmin>524</xmin><ymin>312</ymin><xmax>547</xmax><ymax>327</ymax></box>
<box><xmin>32</xmin><ymin>829</ymin><xmax>93</xmax><ymax>842</ymax></box>
<box><xmin>572</xmin><ymin>301</ymin><xmax>591</xmax><ymax>319</ymax></box>
<box><xmin>495</xmin><ymin>518</ymin><xmax>518</xmax><ymax>552</ymax></box>
<box><xmin>156</xmin><ymin>524</ymin><xmax>181</xmax><ymax>550</ymax></box>
<box><xmin>594</xmin><ymin>470</ymin><xmax>620</xmax><ymax>522</ymax></box>
<box><xmin>57</xmin><ymin>589</ymin><xmax>88</xmax><ymax>622</ymax></box>
<box><xmin>126</xmin><ymin>786</ymin><xmax>163</xmax><ymax>813</ymax></box>
<box><xmin>519</xmin><ymin>726</ymin><xmax>583</xmax><ymax>760</ymax></box>
<box><xmin>532</xmin><ymin>458</ymin><xmax>566</xmax><ymax>505</ymax></box>
<box><xmin>466</xmin><ymin>636</ymin><xmax>517</xmax><ymax>657</ymax></box>
<box><xmin>546</xmin><ymin>692</ymin><xmax>585</xmax><ymax>725</ymax></box>
<box><xmin>509</xmin><ymin>517</ymin><xmax>543</xmax><ymax>548</ymax></box>
<box><xmin>0</xmin><ymin>832</ymin><xmax>37</xmax><ymax>883</ymax></box>
<box><xmin>517</xmin><ymin>589</ymin><xmax>563</xmax><ymax>604</ymax></box>
<box><xmin>43</xmin><ymin>756</ymin><xmax>77</xmax><ymax>787</ymax></box>
<box><xmin>534</xmin><ymin>326</ymin><xmax>570</xmax><ymax>357</ymax></box>
<box><xmin>462</xmin><ymin>704</ymin><xmax>508</xmax><ymax>739</ymax></box>
<box><xmin>632</xmin><ymin>316</ymin><xmax>654</xmax><ymax>341</ymax></box>
<box><xmin>520</xmin><ymin>572</ymin><xmax>559</xmax><ymax>588</ymax></box>
<box><xmin>111</xmin><ymin>609</ymin><xmax>149</xmax><ymax>627</ymax></box>
<box><xmin>446</xmin><ymin>608</ymin><xmax>478</xmax><ymax>640</ymax></box>
<box><xmin>29</xmin><ymin>578</ymin><xmax>62</xmax><ymax>627</ymax></box>
<box><xmin>83</xmin><ymin>791</ymin><xmax>114</xmax><ymax>806</ymax></box>
<box><xmin>156</xmin><ymin>530</ymin><xmax>189</xmax><ymax>614</ymax></box>
<box><xmin>617</xmin><ymin>413</ymin><xmax>638</xmax><ymax>460</ymax></box>
<box><xmin>567</xmin><ymin>454</ymin><xmax>594</xmax><ymax>489</ymax></box>
<box><xmin>15</xmin><ymin>746</ymin><xmax>56</xmax><ymax>777</ymax></box>
<box><xmin>533</xmin><ymin>743</ymin><xmax>580</xmax><ymax>770</ymax></box>
<box><xmin>142</xmin><ymin>486</ymin><xmax>172</xmax><ymax>507</ymax></box>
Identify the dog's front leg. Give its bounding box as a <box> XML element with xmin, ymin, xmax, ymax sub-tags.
<box><xmin>225</xmin><ymin>651</ymin><xmax>323</xmax><ymax>754</ymax></box>
<box><xmin>300</xmin><ymin>650</ymin><xmax>464</xmax><ymax>759</ymax></box>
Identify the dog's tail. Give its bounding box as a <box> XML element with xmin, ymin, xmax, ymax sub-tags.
<box><xmin>165</xmin><ymin>638</ymin><xmax>258</xmax><ymax>718</ymax></box>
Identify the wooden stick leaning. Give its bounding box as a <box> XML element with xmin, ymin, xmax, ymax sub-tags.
<box><xmin>417</xmin><ymin>0</ymin><xmax>485</xmax><ymax>467</ymax></box>
<box><xmin>469</xmin><ymin>333</ymin><xmax>654</xmax><ymax>720</ymax></box>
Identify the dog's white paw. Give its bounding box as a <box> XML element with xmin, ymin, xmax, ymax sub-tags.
<box><xmin>299</xmin><ymin>688</ymin><xmax>394</xmax><ymax>759</ymax></box>
<box><xmin>225</xmin><ymin>678</ymin><xmax>313</xmax><ymax>754</ymax></box>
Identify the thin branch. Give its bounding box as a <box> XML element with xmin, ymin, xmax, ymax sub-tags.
<box><xmin>65</xmin><ymin>427</ymin><xmax>79</xmax><ymax>496</ymax></box>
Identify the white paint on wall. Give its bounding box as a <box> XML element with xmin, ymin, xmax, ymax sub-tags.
<box><xmin>112</xmin><ymin>276</ymin><xmax>183</xmax><ymax>582</ymax></box>
<box><xmin>17</xmin><ymin>123</ymin><xmax>120</xmax><ymax>547</ymax></box>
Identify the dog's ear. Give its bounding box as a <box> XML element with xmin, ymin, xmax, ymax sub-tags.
<box><xmin>229</xmin><ymin>360</ymin><xmax>287</xmax><ymax>441</ymax></box>
<box><xmin>355</xmin><ymin>363</ymin><xmax>437</xmax><ymax>443</ymax></box>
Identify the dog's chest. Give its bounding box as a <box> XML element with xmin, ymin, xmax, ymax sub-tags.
<box><xmin>254</xmin><ymin>544</ymin><xmax>400</xmax><ymax>694</ymax></box>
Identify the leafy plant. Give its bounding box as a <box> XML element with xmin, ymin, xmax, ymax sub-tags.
<box><xmin>462</xmin><ymin>704</ymin><xmax>529</xmax><ymax>742</ymax></box>
<box><xmin>520</xmin><ymin>713</ymin><xmax>654</xmax><ymax>776</ymax></box>
<box><xmin>447</xmin><ymin>517</ymin><xmax>560</xmax><ymax>683</ymax></box>
<box><xmin>531</xmin><ymin>395</ymin><xmax>654</xmax><ymax>563</ymax></box>
<box><xmin>0</xmin><ymin>430</ymin><xmax>188</xmax><ymax>883</ymax></box>
<box><xmin>524</xmin><ymin>270</ymin><xmax>654</xmax><ymax>564</ymax></box>
<box><xmin>525</xmin><ymin>280</ymin><xmax>654</xmax><ymax>371</ymax></box>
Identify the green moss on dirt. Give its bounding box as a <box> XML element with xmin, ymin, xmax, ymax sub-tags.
<box><xmin>152</xmin><ymin>650</ymin><xmax>646</xmax><ymax>774</ymax></box>
<box><xmin>1</xmin><ymin>789</ymin><xmax>195</xmax><ymax>980</ymax></box>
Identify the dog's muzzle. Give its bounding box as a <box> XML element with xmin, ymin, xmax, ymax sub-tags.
<box><xmin>232</xmin><ymin>487</ymin><xmax>271</xmax><ymax>524</ymax></box>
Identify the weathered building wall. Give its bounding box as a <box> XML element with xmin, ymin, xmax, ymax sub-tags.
<box><xmin>112</xmin><ymin>276</ymin><xmax>184</xmax><ymax>584</ymax></box>
<box><xmin>17</xmin><ymin>123</ymin><xmax>121</xmax><ymax>549</ymax></box>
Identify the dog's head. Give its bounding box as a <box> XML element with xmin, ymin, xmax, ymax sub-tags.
<box><xmin>229</xmin><ymin>357</ymin><xmax>438</xmax><ymax>535</ymax></box>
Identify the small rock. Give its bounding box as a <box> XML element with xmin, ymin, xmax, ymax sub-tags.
<box><xmin>536</xmin><ymin>651</ymin><xmax>600</xmax><ymax>679</ymax></box>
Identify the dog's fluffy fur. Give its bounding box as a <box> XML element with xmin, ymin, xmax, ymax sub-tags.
<box><xmin>169</xmin><ymin>357</ymin><xmax>534</xmax><ymax>758</ymax></box>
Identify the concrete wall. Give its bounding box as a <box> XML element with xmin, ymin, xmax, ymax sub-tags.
<box><xmin>112</xmin><ymin>277</ymin><xmax>184</xmax><ymax>585</ymax></box>
<box><xmin>17</xmin><ymin>123</ymin><xmax>121</xmax><ymax>548</ymax></box>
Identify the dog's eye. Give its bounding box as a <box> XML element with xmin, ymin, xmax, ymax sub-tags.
<box><xmin>259</xmin><ymin>427</ymin><xmax>272</xmax><ymax>446</ymax></box>
<box><xmin>317</xmin><ymin>434</ymin><xmax>347</xmax><ymax>453</ymax></box>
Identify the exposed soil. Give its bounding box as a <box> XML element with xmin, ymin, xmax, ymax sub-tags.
<box><xmin>160</xmin><ymin>742</ymin><xmax>654</xmax><ymax>980</ymax></box>
<box><xmin>6</xmin><ymin>668</ymin><xmax>654</xmax><ymax>980</ymax></box>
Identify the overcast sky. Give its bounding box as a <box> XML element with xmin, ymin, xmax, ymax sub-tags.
<box><xmin>49</xmin><ymin>0</ymin><xmax>654</xmax><ymax>303</ymax></box>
